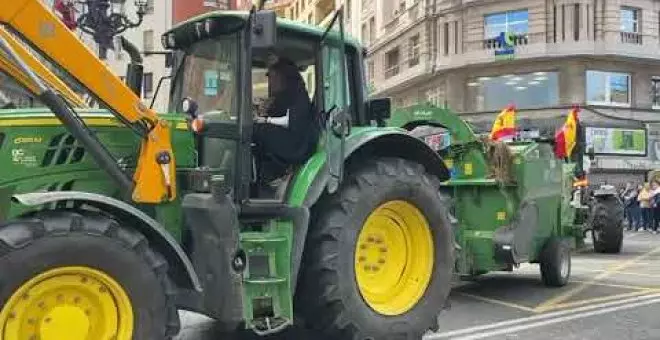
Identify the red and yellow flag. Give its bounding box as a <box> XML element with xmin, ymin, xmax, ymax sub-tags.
<box><xmin>489</xmin><ymin>104</ymin><xmax>516</xmax><ymax>141</ymax></box>
<box><xmin>554</xmin><ymin>107</ymin><xmax>580</xmax><ymax>159</ymax></box>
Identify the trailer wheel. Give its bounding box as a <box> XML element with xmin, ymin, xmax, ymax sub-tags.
<box><xmin>0</xmin><ymin>210</ymin><xmax>179</xmax><ymax>340</ymax></box>
<box><xmin>591</xmin><ymin>196</ymin><xmax>624</xmax><ymax>254</ymax></box>
<box><xmin>297</xmin><ymin>158</ymin><xmax>453</xmax><ymax>340</ymax></box>
<box><xmin>539</xmin><ymin>238</ymin><xmax>571</xmax><ymax>287</ymax></box>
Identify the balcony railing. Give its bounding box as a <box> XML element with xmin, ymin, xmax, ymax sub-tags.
<box><xmin>382</xmin><ymin>1</ymin><xmax>423</xmax><ymax>36</ymax></box>
<box><xmin>483</xmin><ymin>34</ymin><xmax>529</xmax><ymax>50</ymax></box>
<box><xmin>384</xmin><ymin>65</ymin><xmax>400</xmax><ymax>79</ymax></box>
<box><xmin>620</xmin><ymin>31</ymin><xmax>642</xmax><ymax>45</ymax></box>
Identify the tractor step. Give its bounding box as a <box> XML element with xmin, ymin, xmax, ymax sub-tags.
<box><xmin>237</xmin><ymin>201</ymin><xmax>309</xmax><ymax>334</ymax></box>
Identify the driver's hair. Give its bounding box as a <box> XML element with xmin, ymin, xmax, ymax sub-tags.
<box><xmin>267</xmin><ymin>58</ymin><xmax>306</xmax><ymax>95</ymax></box>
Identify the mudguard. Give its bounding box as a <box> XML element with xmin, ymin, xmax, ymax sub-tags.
<box><xmin>11</xmin><ymin>191</ymin><xmax>202</xmax><ymax>292</ymax></box>
<box><xmin>302</xmin><ymin>129</ymin><xmax>450</xmax><ymax>207</ymax></box>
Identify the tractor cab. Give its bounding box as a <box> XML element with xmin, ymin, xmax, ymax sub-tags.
<box><xmin>164</xmin><ymin>9</ymin><xmax>368</xmax><ymax>202</ymax></box>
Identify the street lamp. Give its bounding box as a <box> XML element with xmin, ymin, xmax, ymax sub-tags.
<box><xmin>75</xmin><ymin>0</ymin><xmax>149</xmax><ymax>59</ymax></box>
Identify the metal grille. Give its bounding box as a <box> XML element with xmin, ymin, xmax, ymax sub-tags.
<box><xmin>41</xmin><ymin>133</ymin><xmax>86</xmax><ymax>167</ymax></box>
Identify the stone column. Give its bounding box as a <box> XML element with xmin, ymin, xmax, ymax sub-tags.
<box><xmin>634</xmin><ymin>70</ymin><xmax>653</xmax><ymax>109</ymax></box>
<box><xmin>559</xmin><ymin>60</ymin><xmax>586</xmax><ymax>105</ymax></box>
<box><xmin>445</xmin><ymin>71</ymin><xmax>466</xmax><ymax>112</ymax></box>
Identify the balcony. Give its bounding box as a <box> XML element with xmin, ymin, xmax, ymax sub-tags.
<box><xmin>620</xmin><ymin>32</ymin><xmax>642</xmax><ymax>45</ymax></box>
<box><xmin>384</xmin><ymin>65</ymin><xmax>400</xmax><ymax>79</ymax></box>
<box><xmin>376</xmin><ymin>1</ymin><xmax>425</xmax><ymax>46</ymax></box>
<box><xmin>371</xmin><ymin>56</ymin><xmax>432</xmax><ymax>96</ymax></box>
<box><xmin>436</xmin><ymin>30</ymin><xmax>660</xmax><ymax>73</ymax></box>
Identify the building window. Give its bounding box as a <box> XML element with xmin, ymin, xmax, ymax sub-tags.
<box><xmin>443</xmin><ymin>22</ymin><xmax>449</xmax><ymax>55</ymax></box>
<box><xmin>574</xmin><ymin>3</ymin><xmax>580</xmax><ymax>41</ymax></box>
<box><xmin>484</xmin><ymin>9</ymin><xmax>529</xmax><ymax>39</ymax></box>
<box><xmin>620</xmin><ymin>7</ymin><xmax>640</xmax><ymax>33</ymax></box>
<box><xmin>586</xmin><ymin>70</ymin><xmax>631</xmax><ymax>106</ymax></box>
<box><xmin>620</xmin><ymin>7</ymin><xmax>642</xmax><ymax>44</ymax></box>
<box><xmin>362</xmin><ymin>23</ymin><xmax>368</xmax><ymax>44</ymax></box>
<box><xmin>425</xmin><ymin>88</ymin><xmax>443</xmax><ymax>107</ymax></box>
<box><xmin>145</xmin><ymin>0</ymin><xmax>154</xmax><ymax>14</ymax></box>
<box><xmin>143</xmin><ymin>72</ymin><xmax>153</xmax><ymax>98</ymax></box>
<box><xmin>466</xmin><ymin>72</ymin><xmax>559</xmax><ymax>111</ymax></box>
<box><xmin>384</xmin><ymin>48</ymin><xmax>400</xmax><ymax>79</ymax></box>
<box><xmin>368</xmin><ymin>17</ymin><xmax>375</xmax><ymax>44</ymax></box>
<box><xmin>203</xmin><ymin>0</ymin><xmax>219</xmax><ymax>7</ymax></box>
<box><xmin>367</xmin><ymin>60</ymin><xmax>375</xmax><ymax>81</ymax></box>
<box><xmin>408</xmin><ymin>34</ymin><xmax>420</xmax><ymax>66</ymax></box>
<box><xmin>143</xmin><ymin>30</ymin><xmax>154</xmax><ymax>52</ymax></box>
<box><xmin>652</xmin><ymin>77</ymin><xmax>660</xmax><ymax>109</ymax></box>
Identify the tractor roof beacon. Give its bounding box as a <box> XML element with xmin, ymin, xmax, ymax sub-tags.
<box><xmin>0</xmin><ymin>2</ymin><xmax>454</xmax><ymax>339</ymax></box>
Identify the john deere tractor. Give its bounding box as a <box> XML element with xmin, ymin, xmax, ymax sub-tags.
<box><xmin>0</xmin><ymin>3</ymin><xmax>454</xmax><ymax>339</ymax></box>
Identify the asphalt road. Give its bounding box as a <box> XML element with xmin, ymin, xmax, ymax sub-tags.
<box><xmin>176</xmin><ymin>231</ymin><xmax>660</xmax><ymax>340</ymax></box>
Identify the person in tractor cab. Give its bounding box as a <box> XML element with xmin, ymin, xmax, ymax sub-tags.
<box><xmin>252</xmin><ymin>57</ymin><xmax>319</xmax><ymax>186</ymax></box>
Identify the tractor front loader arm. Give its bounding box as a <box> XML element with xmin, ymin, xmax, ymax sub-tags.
<box><xmin>0</xmin><ymin>0</ymin><xmax>176</xmax><ymax>203</ymax></box>
<box><xmin>0</xmin><ymin>27</ymin><xmax>87</xmax><ymax>108</ymax></box>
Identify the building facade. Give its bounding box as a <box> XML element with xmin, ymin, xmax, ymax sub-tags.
<box><xmin>173</xmin><ymin>0</ymin><xmax>231</xmax><ymax>24</ymax></box>
<box><xmin>365</xmin><ymin>0</ymin><xmax>660</xmax><ymax>185</ymax></box>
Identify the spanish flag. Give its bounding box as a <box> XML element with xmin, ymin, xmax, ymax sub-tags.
<box><xmin>489</xmin><ymin>104</ymin><xmax>516</xmax><ymax>141</ymax></box>
<box><xmin>554</xmin><ymin>107</ymin><xmax>580</xmax><ymax>159</ymax></box>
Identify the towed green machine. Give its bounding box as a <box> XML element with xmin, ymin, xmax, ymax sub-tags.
<box><xmin>0</xmin><ymin>5</ymin><xmax>617</xmax><ymax>340</ymax></box>
<box><xmin>390</xmin><ymin>105</ymin><xmax>625</xmax><ymax>272</ymax></box>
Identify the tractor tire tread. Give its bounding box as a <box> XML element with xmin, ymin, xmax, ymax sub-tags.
<box><xmin>591</xmin><ymin>196</ymin><xmax>624</xmax><ymax>254</ymax></box>
<box><xmin>298</xmin><ymin>157</ymin><xmax>453</xmax><ymax>340</ymax></box>
<box><xmin>540</xmin><ymin>237</ymin><xmax>571</xmax><ymax>287</ymax></box>
<box><xmin>0</xmin><ymin>210</ymin><xmax>180</xmax><ymax>338</ymax></box>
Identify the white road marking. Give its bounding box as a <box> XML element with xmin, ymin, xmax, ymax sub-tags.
<box><xmin>448</xmin><ymin>296</ymin><xmax>660</xmax><ymax>340</ymax></box>
<box><xmin>427</xmin><ymin>292</ymin><xmax>660</xmax><ymax>339</ymax></box>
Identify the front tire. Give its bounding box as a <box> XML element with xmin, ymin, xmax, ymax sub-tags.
<box><xmin>297</xmin><ymin>158</ymin><xmax>454</xmax><ymax>339</ymax></box>
<box><xmin>0</xmin><ymin>210</ymin><xmax>179</xmax><ymax>340</ymax></box>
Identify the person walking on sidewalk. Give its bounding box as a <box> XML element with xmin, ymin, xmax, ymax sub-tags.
<box><xmin>638</xmin><ymin>183</ymin><xmax>652</xmax><ymax>231</ymax></box>
<box><xmin>652</xmin><ymin>181</ymin><xmax>660</xmax><ymax>234</ymax></box>
<box><xmin>624</xmin><ymin>184</ymin><xmax>640</xmax><ymax>231</ymax></box>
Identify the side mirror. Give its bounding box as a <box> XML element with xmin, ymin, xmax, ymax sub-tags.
<box><xmin>165</xmin><ymin>52</ymin><xmax>174</xmax><ymax>68</ymax></box>
<box><xmin>181</xmin><ymin>97</ymin><xmax>199</xmax><ymax>118</ymax></box>
<box><xmin>252</xmin><ymin>10</ymin><xmax>277</xmax><ymax>50</ymax></box>
<box><xmin>367</xmin><ymin>98</ymin><xmax>391</xmax><ymax>126</ymax></box>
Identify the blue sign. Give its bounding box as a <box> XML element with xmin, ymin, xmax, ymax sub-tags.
<box><xmin>494</xmin><ymin>32</ymin><xmax>516</xmax><ymax>59</ymax></box>
<box><xmin>204</xmin><ymin>70</ymin><xmax>218</xmax><ymax>96</ymax></box>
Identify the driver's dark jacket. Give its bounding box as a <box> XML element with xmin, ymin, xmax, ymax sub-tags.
<box><xmin>253</xmin><ymin>88</ymin><xmax>319</xmax><ymax>165</ymax></box>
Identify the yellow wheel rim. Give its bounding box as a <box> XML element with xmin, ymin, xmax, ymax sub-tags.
<box><xmin>355</xmin><ymin>200</ymin><xmax>435</xmax><ymax>316</ymax></box>
<box><xmin>0</xmin><ymin>266</ymin><xmax>134</xmax><ymax>340</ymax></box>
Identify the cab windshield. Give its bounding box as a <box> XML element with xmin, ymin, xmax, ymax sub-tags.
<box><xmin>169</xmin><ymin>34</ymin><xmax>239</xmax><ymax>117</ymax></box>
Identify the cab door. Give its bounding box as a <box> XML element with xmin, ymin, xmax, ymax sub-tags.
<box><xmin>320</xmin><ymin>8</ymin><xmax>350</xmax><ymax>193</ymax></box>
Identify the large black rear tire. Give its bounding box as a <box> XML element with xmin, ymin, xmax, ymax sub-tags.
<box><xmin>591</xmin><ymin>196</ymin><xmax>624</xmax><ymax>254</ymax></box>
<box><xmin>0</xmin><ymin>210</ymin><xmax>179</xmax><ymax>340</ymax></box>
<box><xmin>296</xmin><ymin>158</ymin><xmax>454</xmax><ymax>340</ymax></box>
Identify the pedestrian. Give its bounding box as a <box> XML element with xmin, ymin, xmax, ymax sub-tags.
<box><xmin>624</xmin><ymin>184</ymin><xmax>640</xmax><ymax>231</ymax></box>
<box><xmin>638</xmin><ymin>183</ymin><xmax>652</xmax><ymax>231</ymax></box>
<box><xmin>652</xmin><ymin>181</ymin><xmax>660</xmax><ymax>234</ymax></box>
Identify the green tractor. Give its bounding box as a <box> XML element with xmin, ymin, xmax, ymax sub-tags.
<box><xmin>1</xmin><ymin>9</ymin><xmax>453</xmax><ymax>340</ymax></box>
<box><xmin>0</xmin><ymin>7</ymin><xmax>604</xmax><ymax>340</ymax></box>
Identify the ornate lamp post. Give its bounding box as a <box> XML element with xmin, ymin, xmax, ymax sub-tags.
<box><xmin>74</xmin><ymin>0</ymin><xmax>148</xmax><ymax>59</ymax></box>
